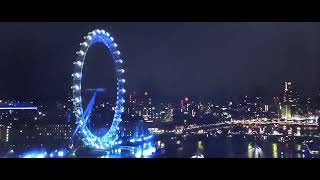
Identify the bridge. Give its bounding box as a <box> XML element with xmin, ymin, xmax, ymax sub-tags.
<box><xmin>151</xmin><ymin>118</ymin><xmax>319</xmax><ymax>137</ymax></box>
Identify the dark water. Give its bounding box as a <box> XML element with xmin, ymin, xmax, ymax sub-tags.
<box><xmin>156</xmin><ymin>135</ymin><xmax>320</xmax><ymax>158</ymax></box>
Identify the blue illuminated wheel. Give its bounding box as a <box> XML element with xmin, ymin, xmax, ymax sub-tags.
<box><xmin>72</xmin><ymin>29</ymin><xmax>125</xmax><ymax>150</ymax></box>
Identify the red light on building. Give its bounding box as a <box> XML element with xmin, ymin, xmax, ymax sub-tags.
<box><xmin>144</xmin><ymin>92</ymin><xmax>148</xmax><ymax>96</ymax></box>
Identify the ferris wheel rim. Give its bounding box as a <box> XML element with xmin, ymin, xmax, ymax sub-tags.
<box><xmin>72</xmin><ymin>29</ymin><xmax>125</xmax><ymax>150</ymax></box>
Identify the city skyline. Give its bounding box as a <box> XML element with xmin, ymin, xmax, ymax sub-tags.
<box><xmin>1</xmin><ymin>23</ymin><xmax>320</xmax><ymax>158</ymax></box>
<box><xmin>1</xmin><ymin>22</ymin><xmax>320</xmax><ymax>102</ymax></box>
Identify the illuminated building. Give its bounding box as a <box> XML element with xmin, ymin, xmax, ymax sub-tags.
<box><xmin>296</xmin><ymin>127</ymin><xmax>301</xmax><ymax>136</ymax></box>
<box><xmin>282</xmin><ymin>82</ymin><xmax>300</xmax><ymax>118</ymax></box>
<box><xmin>140</xmin><ymin>92</ymin><xmax>156</xmax><ymax>123</ymax></box>
<box><xmin>264</xmin><ymin>105</ymin><xmax>269</xmax><ymax>112</ymax></box>
<box><xmin>281</xmin><ymin>105</ymin><xmax>291</xmax><ymax>119</ymax></box>
<box><xmin>163</xmin><ymin>104</ymin><xmax>173</xmax><ymax>122</ymax></box>
<box><xmin>283</xmin><ymin>82</ymin><xmax>292</xmax><ymax>103</ymax></box>
<box><xmin>0</xmin><ymin>124</ymin><xmax>10</xmax><ymax>144</ymax></box>
<box><xmin>35</xmin><ymin>124</ymin><xmax>73</xmax><ymax>141</ymax></box>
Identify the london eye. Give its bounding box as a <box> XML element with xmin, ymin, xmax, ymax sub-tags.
<box><xmin>71</xmin><ymin>29</ymin><xmax>125</xmax><ymax>150</ymax></box>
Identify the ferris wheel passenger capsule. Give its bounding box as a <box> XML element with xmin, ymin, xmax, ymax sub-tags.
<box><xmin>76</xmin><ymin>109</ymin><xmax>82</xmax><ymax>115</ymax></box>
<box><xmin>74</xmin><ymin>73</ymin><xmax>81</xmax><ymax>78</ymax></box>
<box><xmin>73</xmin><ymin>85</ymin><xmax>80</xmax><ymax>91</ymax></box>
<box><xmin>117</xmin><ymin>69</ymin><xmax>125</xmax><ymax>74</ymax></box>
<box><xmin>116</xmin><ymin>59</ymin><xmax>123</xmax><ymax>64</ymax></box>
<box><xmin>119</xmin><ymin>99</ymin><xmax>125</xmax><ymax>103</ymax></box>
<box><xmin>77</xmin><ymin>61</ymin><xmax>83</xmax><ymax>66</ymax></box>
<box><xmin>84</xmin><ymin>36</ymin><xmax>92</xmax><ymax>41</ymax></box>
<box><xmin>80</xmin><ymin>42</ymin><xmax>88</xmax><ymax>47</ymax></box>
<box><xmin>110</xmin><ymin>37</ymin><xmax>114</xmax><ymax>41</ymax></box>
<box><xmin>120</xmin><ymin>88</ymin><xmax>126</xmax><ymax>94</ymax></box>
<box><xmin>76</xmin><ymin>51</ymin><xmax>85</xmax><ymax>56</ymax></box>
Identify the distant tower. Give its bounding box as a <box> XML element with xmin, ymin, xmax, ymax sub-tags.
<box><xmin>281</xmin><ymin>82</ymin><xmax>294</xmax><ymax>119</ymax></box>
<box><xmin>142</xmin><ymin>91</ymin><xmax>154</xmax><ymax>123</ymax></box>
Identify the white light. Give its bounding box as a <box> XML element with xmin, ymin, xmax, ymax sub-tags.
<box><xmin>58</xmin><ymin>151</ymin><xmax>64</xmax><ymax>157</ymax></box>
<box><xmin>72</xmin><ymin>85</ymin><xmax>80</xmax><ymax>91</ymax></box>
<box><xmin>96</xmin><ymin>29</ymin><xmax>101</xmax><ymax>33</ymax></box>
<box><xmin>113</xmin><ymin>43</ymin><xmax>118</xmax><ymax>47</ymax></box>
<box><xmin>36</xmin><ymin>154</ymin><xmax>45</xmax><ymax>158</ymax></box>
<box><xmin>74</xmin><ymin>97</ymin><xmax>80</xmax><ymax>103</ymax></box>
<box><xmin>101</xmin><ymin>30</ymin><xmax>106</xmax><ymax>34</ymax></box>
<box><xmin>85</xmin><ymin>36</ymin><xmax>92</xmax><ymax>41</ymax></box>
<box><xmin>118</xmin><ymin>69</ymin><xmax>125</xmax><ymax>74</ymax></box>
<box><xmin>74</xmin><ymin>61</ymin><xmax>83</xmax><ymax>66</ymax></box>
<box><xmin>120</xmin><ymin>88</ymin><xmax>126</xmax><ymax>94</ymax></box>
<box><xmin>76</xmin><ymin>51</ymin><xmax>85</xmax><ymax>56</ymax></box>
<box><xmin>116</xmin><ymin>59</ymin><xmax>123</xmax><ymax>64</ymax></box>
<box><xmin>74</xmin><ymin>73</ymin><xmax>81</xmax><ymax>78</ymax></box>
<box><xmin>110</xmin><ymin>37</ymin><xmax>114</xmax><ymax>41</ymax></box>
<box><xmin>80</xmin><ymin>42</ymin><xmax>88</xmax><ymax>47</ymax></box>
<box><xmin>0</xmin><ymin>107</ymin><xmax>37</xmax><ymax>110</ymax></box>
<box><xmin>135</xmin><ymin>151</ymin><xmax>142</xmax><ymax>158</ymax></box>
<box><xmin>105</xmin><ymin>32</ymin><xmax>110</xmax><ymax>37</ymax></box>
<box><xmin>116</xmin><ymin>51</ymin><xmax>121</xmax><ymax>55</ymax></box>
<box><xmin>119</xmin><ymin>79</ymin><xmax>125</xmax><ymax>83</ymax></box>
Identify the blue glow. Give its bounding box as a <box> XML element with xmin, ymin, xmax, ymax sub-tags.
<box><xmin>21</xmin><ymin>150</ymin><xmax>47</xmax><ymax>158</ymax></box>
<box><xmin>58</xmin><ymin>151</ymin><xmax>64</xmax><ymax>157</ymax></box>
<box><xmin>135</xmin><ymin>151</ymin><xmax>142</xmax><ymax>158</ymax></box>
<box><xmin>133</xmin><ymin>145</ymin><xmax>156</xmax><ymax>158</ymax></box>
<box><xmin>0</xmin><ymin>107</ymin><xmax>37</xmax><ymax>110</ymax></box>
<box><xmin>142</xmin><ymin>149</ymin><xmax>153</xmax><ymax>157</ymax></box>
<box><xmin>73</xmin><ymin>29</ymin><xmax>125</xmax><ymax>150</ymax></box>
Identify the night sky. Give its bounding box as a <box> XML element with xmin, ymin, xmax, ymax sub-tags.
<box><xmin>1</xmin><ymin>22</ymin><xmax>320</xmax><ymax>102</ymax></box>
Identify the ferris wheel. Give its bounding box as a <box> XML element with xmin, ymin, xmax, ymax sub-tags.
<box><xmin>71</xmin><ymin>29</ymin><xmax>126</xmax><ymax>150</ymax></box>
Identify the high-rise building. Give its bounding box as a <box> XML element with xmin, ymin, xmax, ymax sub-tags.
<box><xmin>164</xmin><ymin>104</ymin><xmax>173</xmax><ymax>122</ymax></box>
<box><xmin>180</xmin><ymin>97</ymin><xmax>190</xmax><ymax>114</ymax></box>
<box><xmin>281</xmin><ymin>82</ymin><xmax>300</xmax><ymax>119</ymax></box>
<box><xmin>0</xmin><ymin>124</ymin><xmax>11</xmax><ymax>145</ymax></box>
<box><xmin>141</xmin><ymin>92</ymin><xmax>155</xmax><ymax>123</ymax></box>
<box><xmin>281</xmin><ymin>104</ymin><xmax>291</xmax><ymax>119</ymax></box>
<box><xmin>0</xmin><ymin>124</ymin><xmax>7</xmax><ymax>144</ymax></box>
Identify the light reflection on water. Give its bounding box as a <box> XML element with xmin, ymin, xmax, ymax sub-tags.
<box><xmin>157</xmin><ymin>135</ymin><xmax>316</xmax><ymax>158</ymax></box>
<box><xmin>272</xmin><ymin>143</ymin><xmax>278</xmax><ymax>158</ymax></box>
<box><xmin>248</xmin><ymin>143</ymin><xmax>252</xmax><ymax>158</ymax></box>
<box><xmin>99</xmin><ymin>142</ymin><xmax>157</xmax><ymax>158</ymax></box>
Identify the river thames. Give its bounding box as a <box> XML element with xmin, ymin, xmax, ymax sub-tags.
<box><xmin>155</xmin><ymin>124</ymin><xmax>320</xmax><ymax>158</ymax></box>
